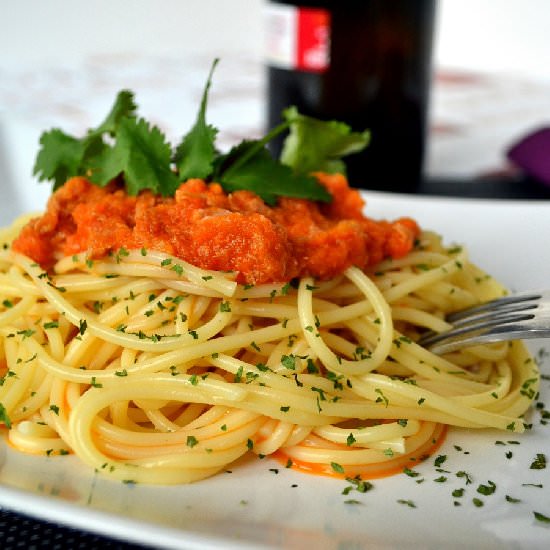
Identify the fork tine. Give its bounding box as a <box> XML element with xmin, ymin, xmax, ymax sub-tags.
<box><xmin>421</xmin><ymin>322</ymin><xmax>550</xmax><ymax>355</ymax></box>
<box><xmin>447</xmin><ymin>291</ymin><xmax>543</xmax><ymax>322</ymax></box>
<box><xmin>416</xmin><ymin>290</ymin><xmax>550</xmax><ymax>354</ymax></box>
<box><xmin>448</xmin><ymin>303</ymin><xmax>538</xmax><ymax>329</ymax></box>
<box><xmin>418</xmin><ymin>311</ymin><xmax>536</xmax><ymax>348</ymax></box>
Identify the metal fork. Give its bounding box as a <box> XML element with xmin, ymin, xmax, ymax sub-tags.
<box><xmin>416</xmin><ymin>290</ymin><xmax>550</xmax><ymax>354</ymax></box>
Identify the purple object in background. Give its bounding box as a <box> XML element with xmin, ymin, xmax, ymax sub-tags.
<box><xmin>507</xmin><ymin>127</ymin><xmax>550</xmax><ymax>186</ymax></box>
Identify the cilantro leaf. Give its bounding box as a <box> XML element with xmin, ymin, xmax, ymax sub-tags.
<box><xmin>33</xmin><ymin>130</ymin><xmax>86</xmax><ymax>190</ymax></box>
<box><xmin>174</xmin><ymin>59</ymin><xmax>219</xmax><ymax>181</ymax></box>
<box><xmin>216</xmin><ymin>140</ymin><xmax>331</xmax><ymax>205</ymax></box>
<box><xmin>93</xmin><ymin>89</ymin><xmax>137</xmax><ymax>136</ymax></box>
<box><xmin>33</xmin><ymin>90</ymin><xmax>137</xmax><ymax>190</ymax></box>
<box><xmin>32</xmin><ymin>60</ymin><xmax>353</xmax><ymax>204</ymax></box>
<box><xmin>89</xmin><ymin>117</ymin><xmax>179</xmax><ymax>196</ymax></box>
<box><xmin>280</xmin><ymin>106</ymin><xmax>370</xmax><ymax>175</ymax></box>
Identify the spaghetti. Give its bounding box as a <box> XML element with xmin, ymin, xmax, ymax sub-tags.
<box><xmin>0</xmin><ymin>214</ymin><xmax>539</xmax><ymax>484</ymax></box>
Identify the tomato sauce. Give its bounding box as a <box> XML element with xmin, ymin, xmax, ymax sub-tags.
<box><xmin>12</xmin><ymin>174</ymin><xmax>419</xmax><ymax>284</ymax></box>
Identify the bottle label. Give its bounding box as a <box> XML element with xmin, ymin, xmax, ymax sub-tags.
<box><xmin>264</xmin><ymin>4</ymin><xmax>331</xmax><ymax>73</ymax></box>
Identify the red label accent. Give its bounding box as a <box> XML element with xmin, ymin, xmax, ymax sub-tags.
<box><xmin>296</xmin><ymin>8</ymin><xmax>331</xmax><ymax>72</ymax></box>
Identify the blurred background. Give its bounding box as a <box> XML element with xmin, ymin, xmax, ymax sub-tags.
<box><xmin>1</xmin><ymin>0</ymin><xmax>550</xmax><ymax>218</ymax></box>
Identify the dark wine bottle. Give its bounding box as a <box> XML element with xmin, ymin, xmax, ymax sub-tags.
<box><xmin>265</xmin><ymin>0</ymin><xmax>436</xmax><ymax>192</ymax></box>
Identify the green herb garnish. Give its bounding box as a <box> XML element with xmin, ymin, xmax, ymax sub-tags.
<box><xmin>33</xmin><ymin>60</ymin><xmax>367</xmax><ymax>205</ymax></box>
<box><xmin>280</xmin><ymin>106</ymin><xmax>369</xmax><ymax>175</ymax></box>
<box><xmin>530</xmin><ymin>453</ymin><xmax>547</xmax><ymax>470</ymax></box>
<box><xmin>0</xmin><ymin>403</ymin><xmax>11</xmax><ymax>428</ymax></box>
<box><xmin>534</xmin><ymin>511</ymin><xmax>550</xmax><ymax>523</ymax></box>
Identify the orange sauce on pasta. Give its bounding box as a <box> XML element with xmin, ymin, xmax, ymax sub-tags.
<box><xmin>12</xmin><ymin>173</ymin><xmax>419</xmax><ymax>284</ymax></box>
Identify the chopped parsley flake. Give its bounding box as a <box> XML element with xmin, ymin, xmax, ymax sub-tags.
<box><xmin>397</xmin><ymin>499</ymin><xmax>416</xmax><ymax>508</ymax></box>
<box><xmin>90</xmin><ymin>377</ymin><xmax>103</xmax><ymax>388</ymax></box>
<box><xmin>186</xmin><ymin>435</ymin><xmax>199</xmax><ymax>448</ymax></box>
<box><xmin>530</xmin><ymin>453</ymin><xmax>547</xmax><ymax>470</ymax></box>
<box><xmin>311</xmin><ymin>387</ymin><xmax>326</xmax><ymax>401</ymax></box>
<box><xmin>281</xmin><ymin>354</ymin><xmax>296</xmax><ymax>370</ymax></box>
<box><xmin>171</xmin><ymin>264</ymin><xmax>184</xmax><ymax>276</ymax></box>
<box><xmin>342</xmin><ymin>476</ymin><xmax>373</xmax><ymax>495</ymax></box>
<box><xmin>219</xmin><ymin>301</ymin><xmax>232</xmax><ymax>313</ymax></box>
<box><xmin>250</xmin><ymin>341</ymin><xmax>261</xmax><ymax>352</ymax></box>
<box><xmin>534</xmin><ymin>511</ymin><xmax>550</xmax><ymax>523</ymax></box>
<box><xmin>434</xmin><ymin>455</ymin><xmax>447</xmax><ymax>467</ymax></box>
<box><xmin>374</xmin><ymin>388</ymin><xmax>389</xmax><ymax>407</ymax></box>
<box><xmin>477</xmin><ymin>481</ymin><xmax>496</xmax><ymax>496</ymax></box>
<box><xmin>456</xmin><ymin>470</ymin><xmax>473</xmax><ymax>485</ymax></box>
<box><xmin>234</xmin><ymin>366</ymin><xmax>244</xmax><ymax>383</ymax></box>
<box><xmin>0</xmin><ymin>403</ymin><xmax>12</xmax><ymax>428</ymax></box>
<box><xmin>306</xmin><ymin>359</ymin><xmax>319</xmax><ymax>374</ymax></box>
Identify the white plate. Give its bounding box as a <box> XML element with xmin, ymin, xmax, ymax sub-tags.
<box><xmin>1</xmin><ymin>190</ymin><xmax>550</xmax><ymax>550</ymax></box>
